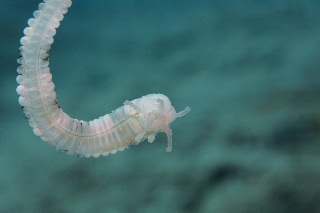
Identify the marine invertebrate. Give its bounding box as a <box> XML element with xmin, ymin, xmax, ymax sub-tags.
<box><xmin>16</xmin><ymin>0</ymin><xmax>190</xmax><ymax>157</ymax></box>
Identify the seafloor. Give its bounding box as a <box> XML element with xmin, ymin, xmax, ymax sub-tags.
<box><xmin>1</xmin><ymin>0</ymin><xmax>320</xmax><ymax>212</ymax></box>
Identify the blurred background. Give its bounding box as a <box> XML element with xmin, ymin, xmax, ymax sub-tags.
<box><xmin>1</xmin><ymin>0</ymin><xmax>320</xmax><ymax>212</ymax></box>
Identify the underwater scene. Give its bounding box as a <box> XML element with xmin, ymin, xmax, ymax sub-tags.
<box><xmin>1</xmin><ymin>0</ymin><xmax>320</xmax><ymax>212</ymax></box>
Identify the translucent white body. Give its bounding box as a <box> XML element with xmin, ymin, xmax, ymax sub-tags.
<box><xmin>17</xmin><ymin>0</ymin><xmax>190</xmax><ymax>157</ymax></box>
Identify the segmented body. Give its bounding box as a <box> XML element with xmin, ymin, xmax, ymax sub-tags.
<box><xmin>17</xmin><ymin>0</ymin><xmax>190</xmax><ymax>157</ymax></box>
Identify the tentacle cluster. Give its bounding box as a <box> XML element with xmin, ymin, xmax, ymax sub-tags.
<box><xmin>125</xmin><ymin>94</ymin><xmax>191</xmax><ymax>152</ymax></box>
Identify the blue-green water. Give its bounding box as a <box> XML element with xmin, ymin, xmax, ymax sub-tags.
<box><xmin>1</xmin><ymin>0</ymin><xmax>320</xmax><ymax>212</ymax></box>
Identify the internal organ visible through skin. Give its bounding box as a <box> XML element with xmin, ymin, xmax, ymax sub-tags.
<box><xmin>17</xmin><ymin>0</ymin><xmax>190</xmax><ymax>158</ymax></box>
